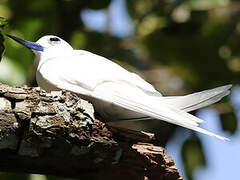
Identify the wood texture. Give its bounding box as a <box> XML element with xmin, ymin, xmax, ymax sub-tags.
<box><xmin>0</xmin><ymin>83</ymin><xmax>183</xmax><ymax>180</ymax></box>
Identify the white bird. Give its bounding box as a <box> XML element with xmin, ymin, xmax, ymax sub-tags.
<box><xmin>7</xmin><ymin>34</ymin><xmax>232</xmax><ymax>140</ymax></box>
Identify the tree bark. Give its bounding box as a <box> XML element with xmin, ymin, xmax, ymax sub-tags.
<box><xmin>0</xmin><ymin>83</ymin><xmax>183</xmax><ymax>180</ymax></box>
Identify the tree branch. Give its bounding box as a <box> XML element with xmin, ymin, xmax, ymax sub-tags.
<box><xmin>0</xmin><ymin>83</ymin><xmax>183</xmax><ymax>180</ymax></box>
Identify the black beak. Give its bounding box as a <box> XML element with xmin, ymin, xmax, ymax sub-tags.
<box><xmin>7</xmin><ymin>34</ymin><xmax>43</xmax><ymax>51</ymax></box>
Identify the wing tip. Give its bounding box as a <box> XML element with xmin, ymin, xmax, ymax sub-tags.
<box><xmin>219</xmin><ymin>84</ymin><xmax>232</xmax><ymax>91</ymax></box>
<box><xmin>199</xmin><ymin>128</ymin><xmax>230</xmax><ymax>141</ymax></box>
<box><xmin>216</xmin><ymin>135</ymin><xmax>230</xmax><ymax>141</ymax></box>
<box><xmin>185</xmin><ymin>124</ymin><xmax>230</xmax><ymax>141</ymax></box>
<box><xmin>226</xmin><ymin>84</ymin><xmax>233</xmax><ymax>89</ymax></box>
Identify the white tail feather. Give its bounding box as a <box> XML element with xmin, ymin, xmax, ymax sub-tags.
<box><xmin>161</xmin><ymin>85</ymin><xmax>232</xmax><ymax>112</ymax></box>
<box><xmin>181</xmin><ymin>123</ymin><xmax>229</xmax><ymax>140</ymax></box>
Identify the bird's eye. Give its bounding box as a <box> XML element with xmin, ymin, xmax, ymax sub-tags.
<box><xmin>50</xmin><ymin>37</ymin><xmax>60</xmax><ymax>42</ymax></box>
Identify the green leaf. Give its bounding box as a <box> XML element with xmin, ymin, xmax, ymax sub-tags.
<box><xmin>0</xmin><ymin>17</ymin><xmax>8</xmax><ymax>29</ymax></box>
<box><xmin>0</xmin><ymin>17</ymin><xmax>8</xmax><ymax>61</ymax></box>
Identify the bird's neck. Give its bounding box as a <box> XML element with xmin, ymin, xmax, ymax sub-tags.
<box><xmin>34</xmin><ymin>49</ymin><xmax>73</xmax><ymax>68</ymax></box>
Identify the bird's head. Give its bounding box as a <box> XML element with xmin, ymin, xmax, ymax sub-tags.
<box><xmin>7</xmin><ymin>34</ymin><xmax>73</xmax><ymax>63</ymax></box>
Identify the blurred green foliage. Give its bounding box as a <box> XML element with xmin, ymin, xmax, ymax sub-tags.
<box><xmin>0</xmin><ymin>17</ymin><xmax>8</xmax><ymax>29</ymax></box>
<box><xmin>220</xmin><ymin>111</ymin><xmax>237</xmax><ymax>133</ymax></box>
<box><xmin>0</xmin><ymin>0</ymin><xmax>239</xmax><ymax>180</ymax></box>
<box><xmin>0</xmin><ymin>172</ymin><xmax>29</xmax><ymax>180</ymax></box>
<box><xmin>0</xmin><ymin>17</ymin><xmax>7</xmax><ymax>61</ymax></box>
<box><xmin>0</xmin><ymin>32</ymin><xmax>4</xmax><ymax>61</ymax></box>
<box><xmin>182</xmin><ymin>135</ymin><xmax>206</xmax><ymax>180</ymax></box>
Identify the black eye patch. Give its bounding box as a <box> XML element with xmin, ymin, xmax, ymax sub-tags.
<box><xmin>50</xmin><ymin>37</ymin><xmax>60</xmax><ymax>42</ymax></box>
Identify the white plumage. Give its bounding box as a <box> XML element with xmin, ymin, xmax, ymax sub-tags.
<box><xmin>8</xmin><ymin>34</ymin><xmax>232</xmax><ymax>140</ymax></box>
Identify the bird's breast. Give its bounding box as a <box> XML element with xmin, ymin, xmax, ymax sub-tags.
<box><xmin>36</xmin><ymin>70</ymin><xmax>59</xmax><ymax>92</ymax></box>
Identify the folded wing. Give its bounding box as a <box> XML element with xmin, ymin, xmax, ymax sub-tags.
<box><xmin>91</xmin><ymin>82</ymin><xmax>229</xmax><ymax>140</ymax></box>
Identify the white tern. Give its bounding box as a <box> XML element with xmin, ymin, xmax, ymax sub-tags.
<box><xmin>7</xmin><ymin>34</ymin><xmax>232</xmax><ymax>140</ymax></box>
